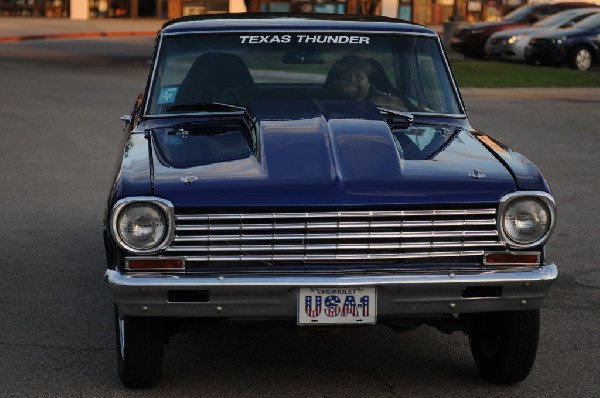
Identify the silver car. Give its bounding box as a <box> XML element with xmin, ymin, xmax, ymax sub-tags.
<box><xmin>485</xmin><ymin>7</ymin><xmax>600</xmax><ymax>61</ymax></box>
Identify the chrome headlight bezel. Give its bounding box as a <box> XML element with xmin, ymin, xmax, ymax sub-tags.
<box><xmin>498</xmin><ymin>191</ymin><xmax>556</xmax><ymax>249</ymax></box>
<box><xmin>109</xmin><ymin>197</ymin><xmax>175</xmax><ymax>254</ymax></box>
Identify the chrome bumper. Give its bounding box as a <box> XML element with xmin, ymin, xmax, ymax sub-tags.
<box><xmin>106</xmin><ymin>264</ymin><xmax>557</xmax><ymax>318</ymax></box>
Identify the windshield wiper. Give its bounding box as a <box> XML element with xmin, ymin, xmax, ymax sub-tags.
<box><xmin>165</xmin><ymin>101</ymin><xmax>247</xmax><ymax>114</ymax></box>
<box><xmin>377</xmin><ymin>107</ymin><xmax>414</xmax><ymax>127</ymax></box>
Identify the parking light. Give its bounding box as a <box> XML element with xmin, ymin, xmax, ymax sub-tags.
<box><xmin>484</xmin><ymin>252</ymin><xmax>540</xmax><ymax>266</ymax></box>
<box><xmin>126</xmin><ymin>258</ymin><xmax>184</xmax><ymax>271</ymax></box>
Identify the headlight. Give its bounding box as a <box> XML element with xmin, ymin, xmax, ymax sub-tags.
<box><xmin>469</xmin><ymin>28</ymin><xmax>485</xmax><ymax>35</ymax></box>
<box><xmin>118</xmin><ymin>203</ymin><xmax>166</xmax><ymax>249</ymax></box>
<box><xmin>507</xmin><ymin>34</ymin><xmax>526</xmax><ymax>45</ymax></box>
<box><xmin>499</xmin><ymin>192</ymin><xmax>556</xmax><ymax>248</ymax></box>
<box><xmin>504</xmin><ymin>199</ymin><xmax>548</xmax><ymax>242</ymax></box>
<box><xmin>110</xmin><ymin>197</ymin><xmax>174</xmax><ymax>253</ymax></box>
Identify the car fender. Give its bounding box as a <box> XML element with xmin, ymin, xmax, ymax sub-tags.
<box><xmin>472</xmin><ymin>131</ymin><xmax>550</xmax><ymax>192</ymax></box>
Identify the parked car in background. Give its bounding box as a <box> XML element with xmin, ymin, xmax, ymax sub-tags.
<box><xmin>452</xmin><ymin>1</ymin><xmax>598</xmax><ymax>58</ymax></box>
<box><xmin>526</xmin><ymin>12</ymin><xmax>600</xmax><ymax>69</ymax></box>
<box><xmin>485</xmin><ymin>7</ymin><xmax>600</xmax><ymax>61</ymax></box>
<box><xmin>105</xmin><ymin>13</ymin><xmax>558</xmax><ymax>389</ymax></box>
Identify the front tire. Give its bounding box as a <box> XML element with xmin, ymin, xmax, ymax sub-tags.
<box><xmin>115</xmin><ymin>308</ymin><xmax>165</xmax><ymax>389</ymax></box>
<box><xmin>568</xmin><ymin>45</ymin><xmax>593</xmax><ymax>71</ymax></box>
<box><xmin>468</xmin><ymin>310</ymin><xmax>539</xmax><ymax>384</ymax></box>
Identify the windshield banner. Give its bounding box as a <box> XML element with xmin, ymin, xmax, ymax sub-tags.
<box><xmin>239</xmin><ymin>35</ymin><xmax>371</xmax><ymax>45</ymax></box>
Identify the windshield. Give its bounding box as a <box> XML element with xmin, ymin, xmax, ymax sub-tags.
<box><xmin>573</xmin><ymin>12</ymin><xmax>600</xmax><ymax>29</ymax></box>
<box><xmin>147</xmin><ymin>33</ymin><xmax>461</xmax><ymax>116</ymax></box>
<box><xmin>504</xmin><ymin>5</ymin><xmax>536</xmax><ymax>22</ymax></box>
<box><xmin>535</xmin><ymin>10</ymin><xmax>578</xmax><ymax>27</ymax></box>
<box><xmin>536</xmin><ymin>9</ymin><xmax>600</xmax><ymax>28</ymax></box>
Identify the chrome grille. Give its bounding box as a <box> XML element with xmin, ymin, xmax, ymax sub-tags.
<box><xmin>166</xmin><ymin>209</ymin><xmax>503</xmax><ymax>264</ymax></box>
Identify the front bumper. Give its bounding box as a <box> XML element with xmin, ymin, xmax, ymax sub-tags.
<box><xmin>485</xmin><ymin>41</ymin><xmax>527</xmax><ymax>61</ymax></box>
<box><xmin>450</xmin><ymin>37</ymin><xmax>465</xmax><ymax>53</ymax></box>
<box><xmin>484</xmin><ymin>37</ymin><xmax>507</xmax><ymax>58</ymax></box>
<box><xmin>526</xmin><ymin>45</ymin><xmax>564</xmax><ymax>65</ymax></box>
<box><xmin>106</xmin><ymin>264</ymin><xmax>558</xmax><ymax>319</ymax></box>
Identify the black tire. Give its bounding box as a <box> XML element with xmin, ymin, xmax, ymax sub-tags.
<box><xmin>468</xmin><ymin>310</ymin><xmax>539</xmax><ymax>384</ymax></box>
<box><xmin>568</xmin><ymin>45</ymin><xmax>593</xmax><ymax>71</ymax></box>
<box><xmin>115</xmin><ymin>308</ymin><xmax>165</xmax><ymax>389</ymax></box>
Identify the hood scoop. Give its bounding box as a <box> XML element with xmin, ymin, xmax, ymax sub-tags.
<box><xmin>151</xmin><ymin>120</ymin><xmax>253</xmax><ymax>168</ymax></box>
<box><xmin>391</xmin><ymin>125</ymin><xmax>458</xmax><ymax>160</ymax></box>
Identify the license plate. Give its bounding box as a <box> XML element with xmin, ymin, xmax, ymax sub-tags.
<box><xmin>298</xmin><ymin>287</ymin><xmax>376</xmax><ymax>325</ymax></box>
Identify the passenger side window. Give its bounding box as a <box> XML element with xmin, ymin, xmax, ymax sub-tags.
<box><xmin>536</xmin><ymin>6</ymin><xmax>559</xmax><ymax>20</ymax></box>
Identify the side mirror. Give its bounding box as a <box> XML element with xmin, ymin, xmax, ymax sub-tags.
<box><xmin>121</xmin><ymin>93</ymin><xmax>144</xmax><ymax>125</ymax></box>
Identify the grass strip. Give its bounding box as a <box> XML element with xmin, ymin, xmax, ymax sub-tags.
<box><xmin>450</xmin><ymin>59</ymin><xmax>600</xmax><ymax>87</ymax></box>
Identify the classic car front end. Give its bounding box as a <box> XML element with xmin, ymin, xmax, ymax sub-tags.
<box><xmin>104</xmin><ymin>14</ymin><xmax>557</xmax><ymax>389</ymax></box>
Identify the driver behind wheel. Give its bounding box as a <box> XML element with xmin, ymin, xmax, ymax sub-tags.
<box><xmin>323</xmin><ymin>53</ymin><xmax>409</xmax><ymax>111</ymax></box>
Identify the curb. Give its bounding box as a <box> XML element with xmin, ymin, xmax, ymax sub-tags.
<box><xmin>0</xmin><ymin>30</ymin><xmax>157</xmax><ymax>43</ymax></box>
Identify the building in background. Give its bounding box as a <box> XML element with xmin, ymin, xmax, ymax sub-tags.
<box><xmin>0</xmin><ymin>0</ymin><xmax>529</xmax><ymax>25</ymax></box>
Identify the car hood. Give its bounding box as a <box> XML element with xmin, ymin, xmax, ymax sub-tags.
<box><xmin>492</xmin><ymin>27</ymin><xmax>546</xmax><ymax>38</ymax></box>
<box><xmin>463</xmin><ymin>21</ymin><xmax>519</xmax><ymax>31</ymax></box>
<box><xmin>534</xmin><ymin>27</ymin><xmax>587</xmax><ymax>39</ymax></box>
<box><xmin>147</xmin><ymin>101</ymin><xmax>517</xmax><ymax>208</ymax></box>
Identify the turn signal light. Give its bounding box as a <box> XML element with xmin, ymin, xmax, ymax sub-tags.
<box><xmin>484</xmin><ymin>252</ymin><xmax>540</xmax><ymax>266</ymax></box>
<box><xmin>126</xmin><ymin>258</ymin><xmax>184</xmax><ymax>271</ymax></box>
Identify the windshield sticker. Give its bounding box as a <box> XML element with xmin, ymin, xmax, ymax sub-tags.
<box><xmin>157</xmin><ymin>87</ymin><xmax>178</xmax><ymax>105</ymax></box>
<box><xmin>239</xmin><ymin>35</ymin><xmax>370</xmax><ymax>45</ymax></box>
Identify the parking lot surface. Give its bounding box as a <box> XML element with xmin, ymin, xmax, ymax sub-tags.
<box><xmin>0</xmin><ymin>37</ymin><xmax>598</xmax><ymax>396</ymax></box>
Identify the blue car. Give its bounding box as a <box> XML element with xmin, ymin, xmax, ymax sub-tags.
<box><xmin>527</xmin><ymin>12</ymin><xmax>600</xmax><ymax>70</ymax></box>
<box><xmin>104</xmin><ymin>13</ymin><xmax>557</xmax><ymax>389</ymax></box>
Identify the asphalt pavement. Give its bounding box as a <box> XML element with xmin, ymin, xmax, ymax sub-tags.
<box><xmin>0</xmin><ymin>26</ymin><xmax>599</xmax><ymax>397</ymax></box>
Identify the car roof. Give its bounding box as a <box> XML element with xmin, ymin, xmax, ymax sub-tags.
<box><xmin>160</xmin><ymin>13</ymin><xmax>436</xmax><ymax>36</ymax></box>
<box><xmin>554</xmin><ymin>7</ymin><xmax>600</xmax><ymax>15</ymax></box>
<box><xmin>529</xmin><ymin>1</ymin><xmax>600</xmax><ymax>6</ymax></box>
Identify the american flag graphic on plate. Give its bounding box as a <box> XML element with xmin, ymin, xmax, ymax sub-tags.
<box><xmin>298</xmin><ymin>287</ymin><xmax>376</xmax><ymax>325</ymax></box>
